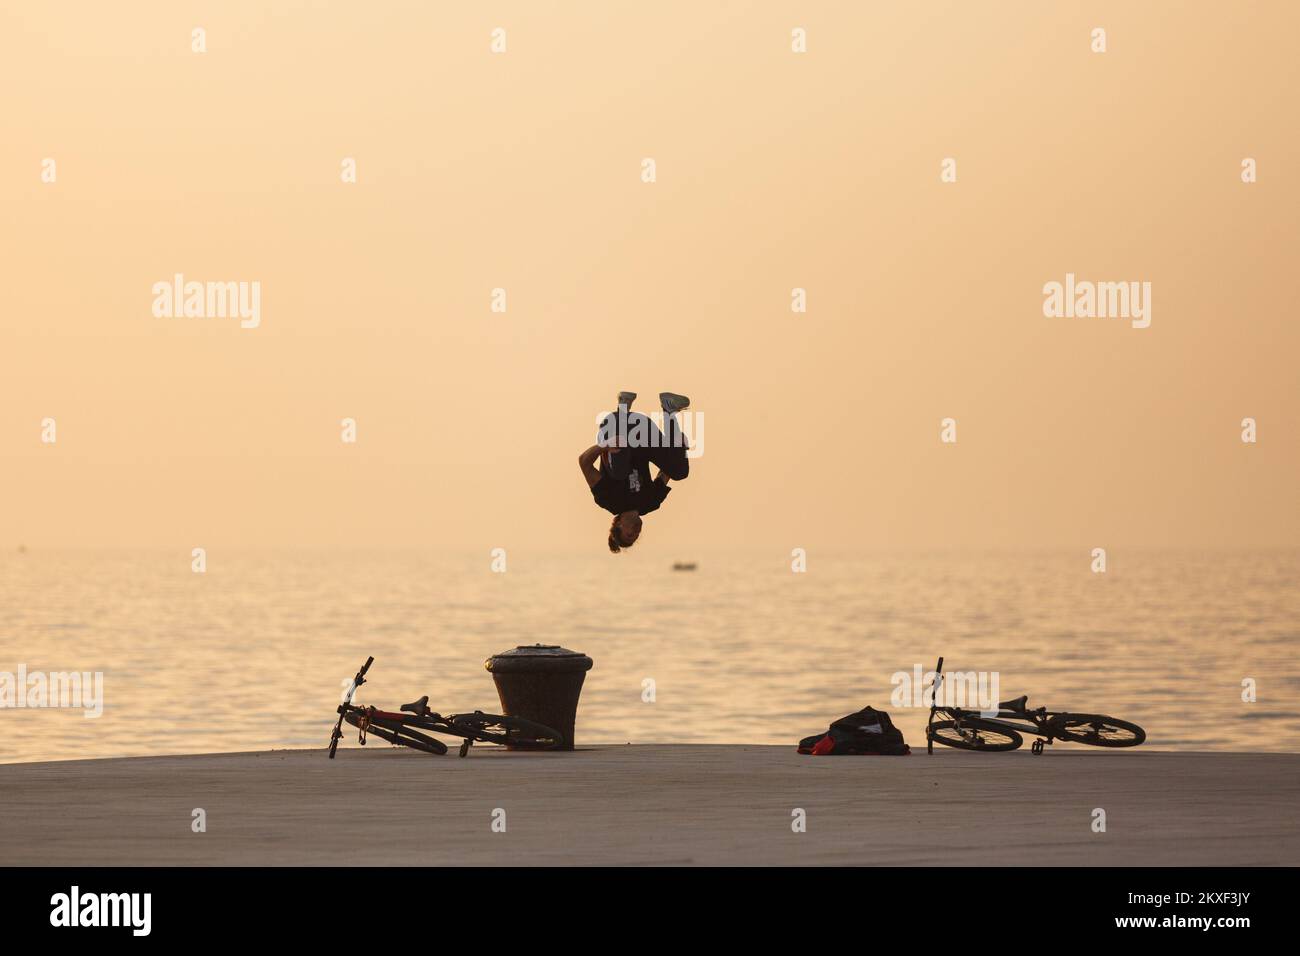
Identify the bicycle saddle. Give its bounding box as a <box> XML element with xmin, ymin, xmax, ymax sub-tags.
<box><xmin>401</xmin><ymin>695</ymin><xmax>429</xmax><ymax>715</ymax></box>
<box><xmin>998</xmin><ymin>695</ymin><xmax>1028</xmax><ymax>712</ymax></box>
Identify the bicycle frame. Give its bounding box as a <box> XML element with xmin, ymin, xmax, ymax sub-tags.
<box><xmin>932</xmin><ymin>703</ymin><xmax>1071</xmax><ymax>739</ymax></box>
<box><xmin>347</xmin><ymin>704</ymin><xmax>471</xmax><ymax>741</ymax></box>
<box><xmin>344</xmin><ymin>703</ymin><xmax>473</xmax><ymax>755</ymax></box>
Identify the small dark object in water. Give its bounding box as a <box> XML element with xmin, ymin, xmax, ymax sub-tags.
<box><xmin>672</xmin><ymin>561</ymin><xmax>697</xmax><ymax>571</ymax></box>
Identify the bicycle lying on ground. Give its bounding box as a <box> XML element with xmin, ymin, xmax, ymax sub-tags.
<box><xmin>926</xmin><ymin>656</ymin><xmax>1146</xmax><ymax>755</ymax></box>
<box><xmin>328</xmin><ymin>657</ymin><xmax>565</xmax><ymax>758</ymax></box>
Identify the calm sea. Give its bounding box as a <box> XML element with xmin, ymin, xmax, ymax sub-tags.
<box><xmin>2</xmin><ymin>549</ymin><xmax>1297</xmax><ymax>763</ymax></box>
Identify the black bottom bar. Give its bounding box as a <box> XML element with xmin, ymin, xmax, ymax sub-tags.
<box><xmin>0</xmin><ymin>866</ymin><xmax>1286</xmax><ymax>941</ymax></box>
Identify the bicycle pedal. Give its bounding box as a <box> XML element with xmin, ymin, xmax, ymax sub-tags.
<box><xmin>1031</xmin><ymin>738</ymin><xmax>1046</xmax><ymax>755</ymax></box>
<box><xmin>458</xmin><ymin>740</ymin><xmax>471</xmax><ymax>758</ymax></box>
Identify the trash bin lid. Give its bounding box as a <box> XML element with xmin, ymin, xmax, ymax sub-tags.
<box><xmin>485</xmin><ymin>644</ymin><xmax>594</xmax><ymax>674</ymax></box>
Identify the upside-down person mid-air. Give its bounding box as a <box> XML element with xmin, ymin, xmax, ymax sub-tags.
<box><xmin>577</xmin><ymin>390</ymin><xmax>691</xmax><ymax>553</ymax></box>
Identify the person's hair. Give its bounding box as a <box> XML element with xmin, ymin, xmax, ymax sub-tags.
<box><xmin>608</xmin><ymin>515</ymin><xmax>634</xmax><ymax>554</ymax></box>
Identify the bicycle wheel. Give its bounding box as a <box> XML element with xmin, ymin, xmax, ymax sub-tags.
<box><xmin>1054</xmin><ymin>714</ymin><xmax>1145</xmax><ymax>747</ymax></box>
<box><xmin>927</xmin><ymin>719</ymin><xmax>1023</xmax><ymax>752</ymax></box>
<box><xmin>344</xmin><ymin>711</ymin><xmax>448</xmax><ymax>755</ymax></box>
<box><xmin>450</xmin><ymin>712</ymin><xmax>564</xmax><ymax>750</ymax></box>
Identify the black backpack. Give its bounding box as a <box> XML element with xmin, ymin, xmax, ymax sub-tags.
<box><xmin>797</xmin><ymin>706</ymin><xmax>911</xmax><ymax>756</ymax></box>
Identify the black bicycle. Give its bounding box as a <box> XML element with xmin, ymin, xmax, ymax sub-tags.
<box><xmin>328</xmin><ymin>657</ymin><xmax>565</xmax><ymax>758</ymax></box>
<box><xmin>926</xmin><ymin>656</ymin><xmax>1146</xmax><ymax>755</ymax></box>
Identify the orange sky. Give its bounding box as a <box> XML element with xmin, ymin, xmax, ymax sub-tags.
<box><xmin>2</xmin><ymin>2</ymin><xmax>1297</xmax><ymax>555</ymax></box>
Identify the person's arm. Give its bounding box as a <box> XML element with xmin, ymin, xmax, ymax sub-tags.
<box><xmin>655</xmin><ymin>470</ymin><xmax>670</xmax><ymax>487</ymax></box>
<box><xmin>578</xmin><ymin>444</ymin><xmax>604</xmax><ymax>489</ymax></box>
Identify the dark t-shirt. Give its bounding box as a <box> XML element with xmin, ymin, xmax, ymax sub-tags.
<box><xmin>591</xmin><ymin>453</ymin><xmax>670</xmax><ymax>515</ymax></box>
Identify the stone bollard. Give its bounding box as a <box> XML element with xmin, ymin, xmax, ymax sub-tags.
<box><xmin>485</xmin><ymin>644</ymin><xmax>593</xmax><ymax>751</ymax></box>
